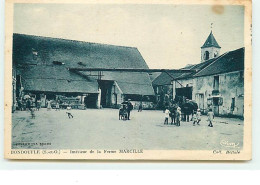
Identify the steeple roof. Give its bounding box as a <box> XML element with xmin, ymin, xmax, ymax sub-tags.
<box><xmin>201</xmin><ymin>31</ymin><xmax>221</xmax><ymax>48</ymax></box>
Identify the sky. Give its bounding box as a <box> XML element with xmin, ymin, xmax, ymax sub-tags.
<box><xmin>13</xmin><ymin>3</ymin><xmax>244</xmax><ymax>69</ymax></box>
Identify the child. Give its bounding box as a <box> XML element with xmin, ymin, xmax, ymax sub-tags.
<box><xmin>193</xmin><ymin>109</ymin><xmax>201</xmax><ymax>126</ymax></box>
<box><xmin>176</xmin><ymin>107</ymin><xmax>181</xmax><ymax>127</ymax></box>
<box><xmin>47</xmin><ymin>99</ymin><xmax>52</xmax><ymax>111</ymax></box>
<box><xmin>164</xmin><ymin>108</ymin><xmax>170</xmax><ymax>125</ymax></box>
<box><xmin>30</xmin><ymin>108</ymin><xmax>36</xmax><ymax>119</ymax></box>
<box><xmin>55</xmin><ymin>102</ymin><xmax>60</xmax><ymax>111</ymax></box>
<box><xmin>207</xmin><ymin>108</ymin><xmax>214</xmax><ymax>127</ymax></box>
<box><xmin>196</xmin><ymin>109</ymin><xmax>201</xmax><ymax>125</ymax></box>
<box><xmin>66</xmin><ymin>105</ymin><xmax>74</xmax><ymax>119</ymax></box>
<box><xmin>192</xmin><ymin>110</ymin><xmax>197</xmax><ymax>126</ymax></box>
<box><xmin>36</xmin><ymin>100</ymin><xmax>41</xmax><ymax>111</ymax></box>
<box><xmin>138</xmin><ymin>103</ymin><xmax>143</xmax><ymax>112</ymax></box>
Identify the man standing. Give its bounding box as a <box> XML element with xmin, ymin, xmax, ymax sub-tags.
<box><xmin>170</xmin><ymin>102</ymin><xmax>178</xmax><ymax>125</ymax></box>
<box><xmin>182</xmin><ymin>99</ymin><xmax>193</xmax><ymax>122</ymax></box>
<box><xmin>127</xmin><ymin>99</ymin><xmax>133</xmax><ymax>120</ymax></box>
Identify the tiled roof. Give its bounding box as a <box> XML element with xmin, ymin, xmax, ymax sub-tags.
<box><xmin>13</xmin><ymin>33</ymin><xmax>154</xmax><ymax>95</ymax></box>
<box><xmin>18</xmin><ymin>65</ymin><xmax>98</xmax><ymax>93</ymax></box>
<box><xmin>152</xmin><ymin>56</ymin><xmax>218</xmax><ymax>86</ymax></box>
<box><xmin>13</xmin><ymin>34</ymin><xmax>149</xmax><ymax>69</ymax></box>
<box><xmin>175</xmin><ymin>56</ymin><xmax>220</xmax><ymax>79</ymax></box>
<box><xmin>152</xmin><ymin>71</ymin><xmax>183</xmax><ymax>86</ymax></box>
<box><xmin>80</xmin><ymin>71</ymin><xmax>155</xmax><ymax>95</ymax></box>
<box><xmin>152</xmin><ymin>47</ymin><xmax>244</xmax><ymax>86</ymax></box>
<box><xmin>193</xmin><ymin>47</ymin><xmax>244</xmax><ymax>77</ymax></box>
<box><xmin>149</xmin><ymin>72</ymin><xmax>161</xmax><ymax>82</ymax></box>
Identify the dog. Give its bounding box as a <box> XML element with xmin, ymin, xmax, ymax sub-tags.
<box><xmin>66</xmin><ymin>112</ymin><xmax>74</xmax><ymax>119</ymax></box>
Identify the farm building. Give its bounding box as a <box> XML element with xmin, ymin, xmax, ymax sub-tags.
<box><xmin>153</xmin><ymin>31</ymin><xmax>244</xmax><ymax>117</ymax></box>
<box><xmin>12</xmin><ymin>33</ymin><xmax>155</xmax><ymax>110</ymax></box>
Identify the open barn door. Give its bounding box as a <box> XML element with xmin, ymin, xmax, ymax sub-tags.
<box><xmin>176</xmin><ymin>87</ymin><xmax>192</xmax><ymax>100</ymax></box>
<box><xmin>98</xmin><ymin>80</ymin><xmax>114</xmax><ymax>108</ymax></box>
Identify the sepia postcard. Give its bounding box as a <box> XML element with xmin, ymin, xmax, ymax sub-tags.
<box><xmin>4</xmin><ymin>0</ymin><xmax>252</xmax><ymax>160</ymax></box>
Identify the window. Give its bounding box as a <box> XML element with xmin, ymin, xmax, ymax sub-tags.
<box><xmin>213</xmin><ymin>76</ymin><xmax>219</xmax><ymax>91</ymax></box>
<box><xmin>214</xmin><ymin>51</ymin><xmax>218</xmax><ymax>57</ymax></box>
<box><xmin>213</xmin><ymin>97</ymin><xmax>219</xmax><ymax>106</ymax></box>
<box><xmin>204</xmin><ymin>51</ymin><xmax>210</xmax><ymax>60</ymax></box>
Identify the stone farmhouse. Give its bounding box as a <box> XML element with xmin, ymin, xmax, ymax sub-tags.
<box><xmin>153</xmin><ymin>31</ymin><xmax>244</xmax><ymax>117</ymax></box>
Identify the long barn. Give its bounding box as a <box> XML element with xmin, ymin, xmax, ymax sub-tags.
<box><xmin>12</xmin><ymin>33</ymin><xmax>155</xmax><ymax>109</ymax></box>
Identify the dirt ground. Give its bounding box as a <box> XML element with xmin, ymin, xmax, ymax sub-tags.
<box><xmin>11</xmin><ymin>108</ymin><xmax>244</xmax><ymax>150</ymax></box>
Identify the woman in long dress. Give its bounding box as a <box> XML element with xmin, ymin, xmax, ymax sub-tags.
<box><xmin>47</xmin><ymin>100</ymin><xmax>51</xmax><ymax>111</ymax></box>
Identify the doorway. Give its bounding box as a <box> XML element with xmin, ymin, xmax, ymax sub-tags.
<box><xmin>98</xmin><ymin>80</ymin><xmax>114</xmax><ymax>108</ymax></box>
<box><xmin>84</xmin><ymin>94</ymin><xmax>98</xmax><ymax>108</ymax></box>
<box><xmin>176</xmin><ymin>87</ymin><xmax>192</xmax><ymax>100</ymax></box>
<box><xmin>213</xmin><ymin>97</ymin><xmax>219</xmax><ymax>115</ymax></box>
<box><xmin>195</xmin><ymin>93</ymin><xmax>204</xmax><ymax>111</ymax></box>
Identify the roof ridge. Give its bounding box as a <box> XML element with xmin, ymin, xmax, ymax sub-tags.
<box><xmin>193</xmin><ymin>51</ymin><xmax>230</xmax><ymax>76</ymax></box>
<box><xmin>13</xmin><ymin>33</ymin><xmax>138</xmax><ymax>50</ymax></box>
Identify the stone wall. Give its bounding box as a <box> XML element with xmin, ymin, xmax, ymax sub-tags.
<box><xmin>173</xmin><ymin>71</ymin><xmax>244</xmax><ymax>117</ymax></box>
<box><xmin>110</xmin><ymin>81</ymin><xmax>124</xmax><ymax>108</ymax></box>
<box><xmin>201</xmin><ymin>47</ymin><xmax>220</xmax><ymax>62</ymax></box>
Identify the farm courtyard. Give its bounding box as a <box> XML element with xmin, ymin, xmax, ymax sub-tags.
<box><xmin>12</xmin><ymin>108</ymin><xmax>244</xmax><ymax>150</ymax></box>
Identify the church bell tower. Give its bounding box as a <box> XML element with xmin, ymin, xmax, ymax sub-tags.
<box><xmin>201</xmin><ymin>29</ymin><xmax>221</xmax><ymax>62</ymax></box>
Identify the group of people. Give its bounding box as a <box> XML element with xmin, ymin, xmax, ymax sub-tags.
<box><xmin>17</xmin><ymin>95</ymin><xmax>75</xmax><ymax>119</ymax></box>
<box><xmin>17</xmin><ymin>98</ymin><xmax>41</xmax><ymax>111</ymax></box>
<box><xmin>164</xmin><ymin>106</ymin><xmax>182</xmax><ymax>126</ymax></box>
<box><xmin>22</xmin><ymin>94</ymin><xmax>215</xmax><ymax>125</ymax></box>
<box><xmin>164</xmin><ymin>106</ymin><xmax>215</xmax><ymax>127</ymax></box>
<box><xmin>17</xmin><ymin>97</ymin><xmax>38</xmax><ymax>119</ymax></box>
<box><xmin>119</xmin><ymin>98</ymin><xmax>215</xmax><ymax>127</ymax></box>
<box><xmin>46</xmin><ymin>99</ymin><xmax>61</xmax><ymax>111</ymax></box>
